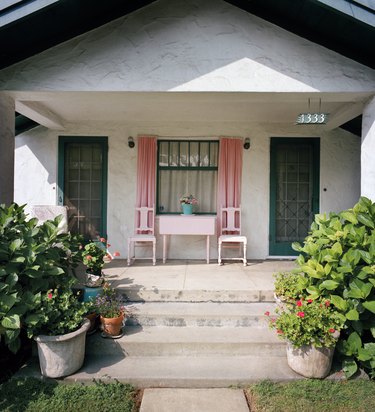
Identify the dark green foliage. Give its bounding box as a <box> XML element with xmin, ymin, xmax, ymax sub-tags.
<box><xmin>0</xmin><ymin>378</ymin><xmax>137</xmax><ymax>412</ymax></box>
<box><xmin>292</xmin><ymin>197</ymin><xmax>375</xmax><ymax>378</ymax></box>
<box><xmin>0</xmin><ymin>203</ymin><xmax>84</xmax><ymax>352</ymax></box>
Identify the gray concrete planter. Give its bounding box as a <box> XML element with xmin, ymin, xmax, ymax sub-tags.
<box><xmin>286</xmin><ymin>341</ymin><xmax>335</xmax><ymax>379</ymax></box>
<box><xmin>34</xmin><ymin>318</ymin><xmax>90</xmax><ymax>378</ymax></box>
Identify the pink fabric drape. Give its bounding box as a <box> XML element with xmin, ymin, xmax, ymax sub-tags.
<box><xmin>135</xmin><ymin>136</ymin><xmax>157</xmax><ymax>208</ymax></box>
<box><xmin>216</xmin><ymin>137</ymin><xmax>243</xmax><ymax>234</ymax></box>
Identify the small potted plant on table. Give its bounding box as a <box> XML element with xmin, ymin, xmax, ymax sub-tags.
<box><xmin>179</xmin><ymin>194</ymin><xmax>198</xmax><ymax>215</ymax></box>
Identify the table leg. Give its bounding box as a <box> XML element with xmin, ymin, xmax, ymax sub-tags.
<box><xmin>206</xmin><ymin>235</ymin><xmax>210</xmax><ymax>264</ymax></box>
<box><xmin>163</xmin><ymin>234</ymin><xmax>167</xmax><ymax>264</ymax></box>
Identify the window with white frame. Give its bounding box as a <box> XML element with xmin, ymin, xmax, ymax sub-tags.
<box><xmin>157</xmin><ymin>140</ymin><xmax>219</xmax><ymax>214</ymax></box>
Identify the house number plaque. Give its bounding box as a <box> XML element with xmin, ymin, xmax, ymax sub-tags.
<box><xmin>296</xmin><ymin>113</ymin><xmax>329</xmax><ymax>124</ymax></box>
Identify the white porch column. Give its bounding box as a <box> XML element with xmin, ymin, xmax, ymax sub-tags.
<box><xmin>0</xmin><ymin>93</ymin><xmax>15</xmax><ymax>205</ymax></box>
<box><xmin>361</xmin><ymin>96</ymin><xmax>375</xmax><ymax>201</ymax></box>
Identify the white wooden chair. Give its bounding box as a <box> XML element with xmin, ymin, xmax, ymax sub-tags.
<box><xmin>218</xmin><ymin>207</ymin><xmax>247</xmax><ymax>266</ymax></box>
<box><xmin>127</xmin><ymin>206</ymin><xmax>156</xmax><ymax>266</ymax></box>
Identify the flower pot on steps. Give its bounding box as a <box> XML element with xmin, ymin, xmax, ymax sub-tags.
<box><xmin>286</xmin><ymin>341</ymin><xmax>335</xmax><ymax>378</ymax></box>
<box><xmin>34</xmin><ymin>318</ymin><xmax>90</xmax><ymax>378</ymax></box>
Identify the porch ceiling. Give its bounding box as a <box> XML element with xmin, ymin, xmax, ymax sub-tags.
<box><xmin>9</xmin><ymin>91</ymin><xmax>372</xmax><ymax>132</ymax></box>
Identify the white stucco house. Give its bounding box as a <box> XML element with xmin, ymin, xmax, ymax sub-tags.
<box><xmin>0</xmin><ymin>0</ymin><xmax>374</xmax><ymax>261</ymax></box>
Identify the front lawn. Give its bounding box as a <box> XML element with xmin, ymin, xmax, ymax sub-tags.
<box><xmin>0</xmin><ymin>378</ymin><xmax>138</xmax><ymax>412</ymax></box>
<box><xmin>247</xmin><ymin>379</ymin><xmax>375</xmax><ymax>412</ymax></box>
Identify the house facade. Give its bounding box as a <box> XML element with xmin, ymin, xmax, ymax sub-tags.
<box><xmin>0</xmin><ymin>0</ymin><xmax>374</xmax><ymax>260</ymax></box>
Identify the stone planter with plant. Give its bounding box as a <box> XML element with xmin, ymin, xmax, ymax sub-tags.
<box><xmin>269</xmin><ymin>298</ymin><xmax>345</xmax><ymax>378</ymax></box>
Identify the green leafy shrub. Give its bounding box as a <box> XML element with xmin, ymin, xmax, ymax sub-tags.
<box><xmin>292</xmin><ymin>196</ymin><xmax>375</xmax><ymax>377</ymax></box>
<box><xmin>0</xmin><ymin>203</ymin><xmax>84</xmax><ymax>352</ymax></box>
<box><xmin>273</xmin><ymin>272</ymin><xmax>305</xmax><ymax>302</ymax></box>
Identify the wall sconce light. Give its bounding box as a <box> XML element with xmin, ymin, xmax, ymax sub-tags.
<box><xmin>128</xmin><ymin>136</ymin><xmax>135</xmax><ymax>148</ymax></box>
<box><xmin>244</xmin><ymin>137</ymin><xmax>250</xmax><ymax>150</ymax></box>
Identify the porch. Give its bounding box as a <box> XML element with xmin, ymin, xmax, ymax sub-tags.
<box><xmin>95</xmin><ymin>258</ymin><xmax>296</xmax><ymax>303</ymax></box>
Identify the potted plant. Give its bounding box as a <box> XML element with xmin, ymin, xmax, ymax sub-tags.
<box><xmin>28</xmin><ymin>281</ymin><xmax>91</xmax><ymax>378</ymax></box>
<box><xmin>81</xmin><ymin>238</ymin><xmax>120</xmax><ymax>287</ymax></box>
<box><xmin>268</xmin><ymin>298</ymin><xmax>345</xmax><ymax>378</ymax></box>
<box><xmin>273</xmin><ymin>271</ymin><xmax>305</xmax><ymax>308</ymax></box>
<box><xmin>179</xmin><ymin>194</ymin><xmax>198</xmax><ymax>215</ymax></box>
<box><xmin>93</xmin><ymin>283</ymin><xmax>126</xmax><ymax>337</ymax></box>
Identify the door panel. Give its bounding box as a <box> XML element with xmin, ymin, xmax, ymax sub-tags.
<box><xmin>58</xmin><ymin>136</ymin><xmax>108</xmax><ymax>240</ymax></box>
<box><xmin>269</xmin><ymin>138</ymin><xmax>319</xmax><ymax>255</ymax></box>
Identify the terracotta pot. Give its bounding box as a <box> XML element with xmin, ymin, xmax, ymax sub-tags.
<box><xmin>85</xmin><ymin>312</ymin><xmax>98</xmax><ymax>334</ymax></box>
<box><xmin>100</xmin><ymin>312</ymin><xmax>125</xmax><ymax>336</ymax></box>
<box><xmin>286</xmin><ymin>341</ymin><xmax>335</xmax><ymax>378</ymax></box>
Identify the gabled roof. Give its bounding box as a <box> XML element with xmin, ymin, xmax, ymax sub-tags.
<box><xmin>0</xmin><ymin>0</ymin><xmax>374</xmax><ymax>70</ymax></box>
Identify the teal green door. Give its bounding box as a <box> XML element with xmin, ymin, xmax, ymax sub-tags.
<box><xmin>58</xmin><ymin>136</ymin><xmax>108</xmax><ymax>240</ymax></box>
<box><xmin>269</xmin><ymin>138</ymin><xmax>320</xmax><ymax>256</ymax></box>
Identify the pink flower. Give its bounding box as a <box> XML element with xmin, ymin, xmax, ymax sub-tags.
<box><xmin>47</xmin><ymin>293</ymin><xmax>53</xmax><ymax>299</ymax></box>
<box><xmin>86</xmin><ymin>255</ymin><xmax>92</xmax><ymax>260</ymax></box>
<box><xmin>100</xmin><ymin>237</ymin><xmax>106</xmax><ymax>243</ymax></box>
<box><xmin>113</xmin><ymin>251</ymin><xmax>120</xmax><ymax>257</ymax></box>
<box><xmin>329</xmin><ymin>328</ymin><xmax>336</xmax><ymax>333</ymax></box>
<box><xmin>325</xmin><ymin>300</ymin><xmax>330</xmax><ymax>307</ymax></box>
<box><xmin>296</xmin><ymin>300</ymin><xmax>303</xmax><ymax>307</ymax></box>
<box><xmin>307</xmin><ymin>299</ymin><xmax>313</xmax><ymax>303</ymax></box>
<box><xmin>297</xmin><ymin>311</ymin><xmax>305</xmax><ymax>318</ymax></box>
<box><xmin>107</xmin><ymin>243</ymin><xmax>111</xmax><ymax>247</ymax></box>
<box><xmin>264</xmin><ymin>311</ymin><xmax>270</xmax><ymax>316</ymax></box>
<box><xmin>271</xmin><ymin>318</ymin><xmax>276</xmax><ymax>323</ymax></box>
<box><xmin>105</xmin><ymin>254</ymin><xmax>112</xmax><ymax>261</ymax></box>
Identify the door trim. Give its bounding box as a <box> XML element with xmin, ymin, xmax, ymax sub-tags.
<box><xmin>269</xmin><ymin>137</ymin><xmax>320</xmax><ymax>256</ymax></box>
<box><xmin>57</xmin><ymin>136</ymin><xmax>108</xmax><ymax>237</ymax></box>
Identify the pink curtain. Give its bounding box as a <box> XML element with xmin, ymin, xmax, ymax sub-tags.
<box><xmin>216</xmin><ymin>137</ymin><xmax>243</xmax><ymax>233</ymax></box>
<box><xmin>135</xmin><ymin>136</ymin><xmax>157</xmax><ymax>208</ymax></box>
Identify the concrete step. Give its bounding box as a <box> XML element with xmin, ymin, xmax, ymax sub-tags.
<box><xmin>86</xmin><ymin>325</ymin><xmax>285</xmax><ymax>357</ymax></box>
<box><xmin>124</xmin><ymin>302</ymin><xmax>277</xmax><ymax>327</ymax></box>
<box><xmin>118</xmin><ymin>287</ymin><xmax>275</xmax><ymax>303</ymax></box>
<box><xmin>20</xmin><ymin>354</ymin><xmax>300</xmax><ymax>387</ymax></box>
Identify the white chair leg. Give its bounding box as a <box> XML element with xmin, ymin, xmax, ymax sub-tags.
<box><xmin>152</xmin><ymin>240</ymin><xmax>156</xmax><ymax>265</ymax></box>
<box><xmin>243</xmin><ymin>241</ymin><xmax>247</xmax><ymax>266</ymax></box>
<box><xmin>127</xmin><ymin>239</ymin><xmax>131</xmax><ymax>266</ymax></box>
<box><xmin>218</xmin><ymin>241</ymin><xmax>222</xmax><ymax>265</ymax></box>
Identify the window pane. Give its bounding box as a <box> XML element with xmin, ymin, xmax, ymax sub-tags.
<box><xmin>159</xmin><ymin>142</ymin><xmax>169</xmax><ymax>166</ymax></box>
<box><xmin>210</xmin><ymin>142</ymin><xmax>219</xmax><ymax>167</ymax></box>
<box><xmin>169</xmin><ymin>142</ymin><xmax>179</xmax><ymax>166</ymax></box>
<box><xmin>189</xmin><ymin>142</ymin><xmax>199</xmax><ymax>166</ymax></box>
<box><xmin>199</xmin><ymin>142</ymin><xmax>209</xmax><ymax>167</ymax></box>
<box><xmin>180</xmin><ymin>142</ymin><xmax>189</xmax><ymax>166</ymax></box>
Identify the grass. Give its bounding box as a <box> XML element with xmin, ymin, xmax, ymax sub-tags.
<box><xmin>247</xmin><ymin>379</ymin><xmax>375</xmax><ymax>412</ymax></box>
<box><xmin>0</xmin><ymin>378</ymin><xmax>138</xmax><ymax>412</ymax></box>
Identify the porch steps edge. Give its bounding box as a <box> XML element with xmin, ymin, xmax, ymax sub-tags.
<box><xmin>124</xmin><ymin>301</ymin><xmax>277</xmax><ymax>327</ymax></box>
<box><xmin>85</xmin><ymin>326</ymin><xmax>285</xmax><ymax>357</ymax></box>
<box><xmin>118</xmin><ymin>288</ymin><xmax>275</xmax><ymax>303</ymax></box>
<box><xmin>19</xmin><ymin>355</ymin><xmax>301</xmax><ymax>387</ymax></box>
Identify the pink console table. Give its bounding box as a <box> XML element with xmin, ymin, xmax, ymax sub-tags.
<box><xmin>159</xmin><ymin>215</ymin><xmax>217</xmax><ymax>264</ymax></box>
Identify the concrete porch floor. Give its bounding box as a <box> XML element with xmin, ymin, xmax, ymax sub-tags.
<box><xmin>98</xmin><ymin>259</ymin><xmax>297</xmax><ymax>302</ymax></box>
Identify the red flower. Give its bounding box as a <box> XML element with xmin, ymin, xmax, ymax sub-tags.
<box><xmin>264</xmin><ymin>311</ymin><xmax>270</xmax><ymax>316</ymax></box>
<box><xmin>113</xmin><ymin>251</ymin><xmax>120</xmax><ymax>257</ymax></box>
<box><xmin>47</xmin><ymin>293</ymin><xmax>53</xmax><ymax>299</ymax></box>
<box><xmin>276</xmin><ymin>329</ymin><xmax>283</xmax><ymax>334</ymax></box>
<box><xmin>325</xmin><ymin>300</ymin><xmax>330</xmax><ymax>307</ymax></box>
<box><xmin>296</xmin><ymin>300</ymin><xmax>303</xmax><ymax>307</ymax></box>
<box><xmin>86</xmin><ymin>255</ymin><xmax>92</xmax><ymax>260</ymax></box>
<box><xmin>107</xmin><ymin>243</ymin><xmax>111</xmax><ymax>247</ymax></box>
<box><xmin>307</xmin><ymin>299</ymin><xmax>313</xmax><ymax>303</ymax></box>
<box><xmin>297</xmin><ymin>311</ymin><xmax>305</xmax><ymax>318</ymax></box>
<box><xmin>100</xmin><ymin>237</ymin><xmax>106</xmax><ymax>243</ymax></box>
<box><xmin>329</xmin><ymin>328</ymin><xmax>336</xmax><ymax>333</ymax></box>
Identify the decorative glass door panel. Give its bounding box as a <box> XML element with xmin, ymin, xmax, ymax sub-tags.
<box><xmin>58</xmin><ymin>137</ymin><xmax>107</xmax><ymax>240</ymax></box>
<box><xmin>270</xmin><ymin>138</ymin><xmax>319</xmax><ymax>255</ymax></box>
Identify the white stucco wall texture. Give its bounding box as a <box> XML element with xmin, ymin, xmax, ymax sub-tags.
<box><xmin>6</xmin><ymin>0</ymin><xmax>372</xmax><ymax>259</ymax></box>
